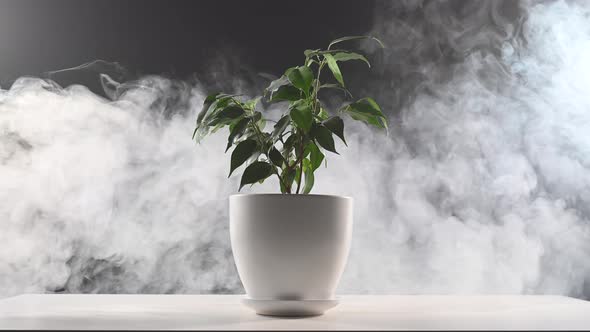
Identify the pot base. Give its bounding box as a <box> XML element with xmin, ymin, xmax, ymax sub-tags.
<box><xmin>241</xmin><ymin>298</ymin><xmax>339</xmax><ymax>317</ymax></box>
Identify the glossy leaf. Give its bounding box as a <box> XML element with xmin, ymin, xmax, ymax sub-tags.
<box><xmin>323</xmin><ymin>116</ymin><xmax>346</xmax><ymax>146</ymax></box>
<box><xmin>229</xmin><ymin>139</ymin><xmax>257</xmax><ymax>177</ymax></box>
<box><xmin>251</xmin><ymin>111</ymin><xmax>262</xmax><ymax>122</ymax></box>
<box><xmin>205</xmin><ymin>95</ymin><xmax>235</xmax><ymax>121</ymax></box>
<box><xmin>191</xmin><ymin>127</ymin><xmax>199</xmax><ymax>140</ymax></box>
<box><xmin>305</xmin><ymin>141</ymin><xmax>324</xmax><ymax>171</ymax></box>
<box><xmin>290</xmin><ymin>102</ymin><xmax>313</xmax><ymax>133</ymax></box>
<box><xmin>208</xmin><ymin>119</ymin><xmax>234</xmax><ymax>130</ymax></box>
<box><xmin>282</xmin><ymin>134</ymin><xmax>296</xmax><ymax>160</ymax></box>
<box><xmin>196</xmin><ymin>93</ymin><xmax>220</xmax><ymax>125</ymax></box>
<box><xmin>218</xmin><ymin>104</ymin><xmax>244</xmax><ymax>119</ymax></box>
<box><xmin>347</xmin><ymin>111</ymin><xmax>386</xmax><ymax>129</ymax></box>
<box><xmin>208</xmin><ymin>104</ymin><xmax>244</xmax><ymax>126</ymax></box>
<box><xmin>226</xmin><ymin>117</ymin><xmax>250</xmax><ymax>152</ymax></box>
<box><xmin>194</xmin><ymin>93</ymin><xmax>224</xmax><ymax>141</ymax></box>
<box><xmin>305</xmin><ymin>58</ymin><xmax>317</xmax><ymax>67</ymax></box>
<box><xmin>302</xmin><ymin>158</ymin><xmax>314</xmax><ymax>194</ymax></box>
<box><xmin>324</xmin><ymin>54</ymin><xmax>344</xmax><ymax>87</ymax></box>
<box><xmin>244</xmin><ymin>97</ymin><xmax>261</xmax><ymax>111</ymax></box>
<box><xmin>269</xmin><ymin>147</ymin><xmax>284</xmax><ymax>167</ymax></box>
<box><xmin>270</xmin><ymin>85</ymin><xmax>302</xmax><ymax>102</ymax></box>
<box><xmin>256</xmin><ymin>115</ymin><xmax>266</xmax><ymax>132</ymax></box>
<box><xmin>239</xmin><ymin>161</ymin><xmax>273</xmax><ymax>190</ymax></box>
<box><xmin>352</xmin><ymin>97</ymin><xmax>383</xmax><ymax>115</ymax></box>
<box><xmin>271</xmin><ymin>115</ymin><xmax>290</xmax><ymax>142</ymax></box>
<box><xmin>294</xmin><ymin>166</ymin><xmax>301</xmax><ymax>188</ymax></box>
<box><xmin>286</xmin><ymin>66</ymin><xmax>313</xmax><ymax>93</ymax></box>
<box><xmin>328</xmin><ymin>35</ymin><xmax>385</xmax><ymax>50</ymax></box>
<box><xmin>304</xmin><ymin>49</ymin><xmax>320</xmax><ymax>58</ymax></box>
<box><xmin>312</xmin><ymin>124</ymin><xmax>338</xmax><ymax>154</ymax></box>
<box><xmin>266</xmin><ymin>76</ymin><xmax>289</xmax><ymax>95</ymax></box>
<box><xmin>283</xmin><ymin>134</ymin><xmax>296</xmax><ymax>150</ymax></box>
<box><xmin>344</xmin><ymin>97</ymin><xmax>387</xmax><ymax>129</ymax></box>
<box><xmin>332</xmin><ymin>51</ymin><xmax>370</xmax><ymax>67</ymax></box>
<box><xmin>317</xmin><ymin>107</ymin><xmax>329</xmax><ymax>120</ymax></box>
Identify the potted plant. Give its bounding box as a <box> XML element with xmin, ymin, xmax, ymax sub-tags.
<box><xmin>193</xmin><ymin>36</ymin><xmax>386</xmax><ymax>316</ymax></box>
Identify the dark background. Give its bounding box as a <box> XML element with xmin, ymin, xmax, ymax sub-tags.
<box><xmin>0</xmin><ymin>0</ymin><xmax>376</xmax><ymax>92</ymax></box>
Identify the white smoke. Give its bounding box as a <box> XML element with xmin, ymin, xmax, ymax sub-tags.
<box><xmin>0</xmin><ymin>77</ymin><xmax>241</xmax><ymax>295</ymax></box>
<box><xmin>335</xmin><ymin>0</ymin><xmax>590</xmax><ymax>297</ymax></box>
<box><xmin>1</xmin><ymin>0</ymin><xmax>590</xmax><ymax>299</ymax></box>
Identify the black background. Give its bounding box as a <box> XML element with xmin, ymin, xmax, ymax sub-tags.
<box><xmin>0</xmin><ymin>0</ymin><xmax>376</xmax><ymax>89</ymax></box>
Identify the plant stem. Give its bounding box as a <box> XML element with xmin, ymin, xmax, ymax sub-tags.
<box><xmin>293</xmin><ymin>58</ymin><xmax>325</xmax><ymax>194</ymax></box>
<box><xmin>275</xmin><ymin>171</ymin><xmax>289</xmax><ymax>193</ymax></box>
<box><xmin>295</xmin><ymin>133</ymin><xmax>304</xmax><ymax>194</ymax></box>
<box><xmin>312</xmin><ymin>60</ymin><xmax>326</xmax><ymax>114</ymax></box>
<box><xmin>248</xmin><ymin>119</ymin><xmax>290</xmax><ymax>192</ymax></box>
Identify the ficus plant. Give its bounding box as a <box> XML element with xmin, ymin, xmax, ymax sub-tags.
<box><xmin>193</xmin><ymin>36</ymin><xmax>387</xmax><ymax>194</ymax></box>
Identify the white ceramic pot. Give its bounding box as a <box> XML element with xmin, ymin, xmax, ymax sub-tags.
<box><xmin>230</xmin><ymin>194</ymin><xmax>353</xmax><ymax>302</ymax></box>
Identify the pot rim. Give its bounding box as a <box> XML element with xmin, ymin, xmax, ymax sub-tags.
<box><xmin>230</xmin><ymin>193</ymin><xmax>352</xmax><ymax>200</ymax></box>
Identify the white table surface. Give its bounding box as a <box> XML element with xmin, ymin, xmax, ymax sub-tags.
<box><xmin>1</xmin><ymin>294</ymin><xmax>589</xmax><ymax>330</ymax></box>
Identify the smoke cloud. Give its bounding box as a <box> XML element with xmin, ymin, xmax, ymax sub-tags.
<box><xmin>1</xmin><ymin>0</ymin><xmax>590</xmax><ymax>299</ymax></box>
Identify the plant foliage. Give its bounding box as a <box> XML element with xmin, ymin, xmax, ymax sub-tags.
<box><xmin>193</xmin><ymin>36</ymin><xmax>387</xmax><ymax>194</ymax></box>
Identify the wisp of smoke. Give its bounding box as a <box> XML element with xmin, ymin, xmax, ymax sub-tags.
<box><xmin>1</xmin><ymin>0</ymin><xmax>590</xmax><ymax>299</ymax></box>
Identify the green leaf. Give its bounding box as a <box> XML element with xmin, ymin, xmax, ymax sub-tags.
<box><xmin>290</xmin><ymin>101</ymin><xmax>313</xmax><ymax>133</ymax></box>
<box><xmin>328</xmin><ymin>35</ymin><xmax>385</xmax><ymax>50</ymax></box>
<box><xmin>208</xmin><ymin>104</ymin><xmax>245</xmax><ymax>126</ymax></box>
<box><xmin>282</xmin><ymin>134</ymin><xmax>296</xmax><ymax>159</ymax></box>
<box><xmin>194</xmin><ymin>93</ymin><xmax>224</xmax><ymax>141</ymax></box>
<box><xmin>226</xmin><ymin>117</ymin><xmax>249</xmax><ymax>152</ymax></box>
<box><xmin>332</xmin><ymin>51</ymin><xmax>370</xmax><ymax>67</ymax></box>
<box><xmin>239</xmin><ymin>161</ymin><xmax>273</xmax><ymax>190</ymax></box>
<box><xmin>193</xmin><ymin>125</ymin><xmax>212</xmax><ymax>143</ymax></box>
<box><xmin>229</xmin><ymin>139</ymin><xmax>257</xmax><ymax>177</ymax></box>
<box><xmin>312</xmin><ymin>124</ymin><xmax>338</xmax><ymax>154</ymax></box>
<box><xmin>257</xmin><ymin>119</ymin><xmax>266</xmax><ymax>132</ymax></box>
<box><xmin>205</xmin><ymin>94</ymin><xmax>236</xmax><ymax>121</ymax></box>
<box><xmin>266</xmin><ymin>76</ymin><xmax>289</xmax><ymax>94</ymax></box>
<box><xmin>191</xmin><ymin>127</ymin><xmax>199</xmax><ymax>140</ymax></box>
<box><xmin>196</xmin><ymin>93</ymin><xmax>220</xmax><ymax>126</ymax></box>
<box><xmin>323</xmin><ymin>116</ymin><xmax>346</xmax><ymax>146</ymax></box>
<box><xmin>266</xmin><ymin>76</ymin><xmax>299</xmax><ymax>103</ymax></box>
<box><xmin>271</xmin><ymin>115</ymin><xmax>290</xmax><ymax>142</ymax></box>
<box><xmin>305</xmin><ymin>141</ymin><xmax>324</xmax><ymax>171</ymax></box>
<box><xmin>317</xmin><ymin>107</ymin><xmax>329</xmax><ymax>120</ymax></box>
<box><xmin>324</xmin><ymin>54</ymin><xmax>344</xmax><ymax>87</ymax></box>
<box><xmin>304</xmin><ymin>49</ymin><xmax>320</xmax><ymax>58</ymax></box>
<box><xmin>244</xmin><ymin>97</ymin><xmax>261</xmax><ymax>111</ymax></box>
<box><xmin>344</xmin><ymin>97</ymin><xmax>388</xmax><ymax>129</ymax></box>
<box><xmin>355</xmin><ymin>97</ymin><xmax>383</xmax><ymax>114</ymax></box>
<box><xmin>251</xmin><ymin>111</ymin><xmax>262</xmax><ymax>122</ymax></box>
<box><xmin>286</xmin><ymin>66</ymin><xmax>314</xmax><ymax>94</ymax></box>
<box><xmin>294</xmin><ymin>166</ymin><xmax>301</xmax><ymax>187</ymax></box>
<box><xmin>302</xmin><ymin>158</ymin><xmax>315</xmax><ymax>194</ymax></box>
<box><xmin>280</xmin><ymin>167</ymin><xmax>296</xmax><ymax>194</ymax></box>
<box><xmin>217</xmin><ymin>104</ymin><xmax>244</xmax><ymax>119</ymax></box>
<box><xmin>302</xmin><ymin>144</ymin><xmax>311</xmax><ymax>158</ymax></box>
<box><xmin>283</xmin><ymin>134</ymin><xmax>296</xmax><ymax>149</ymax></box>
<box><xmin>269</xmin><ymin>147</ymin><xmax>284</xmax><ymax>167</ymax></box>
<box><xmin>348</xmin><ymin>112</ymin><xmax>387</xmax><ymax>129</ymax></box>
<box><xmin>270</xmin><ymin>85</ymin><xmax>302</xmax><ymax>102</ymax></box>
